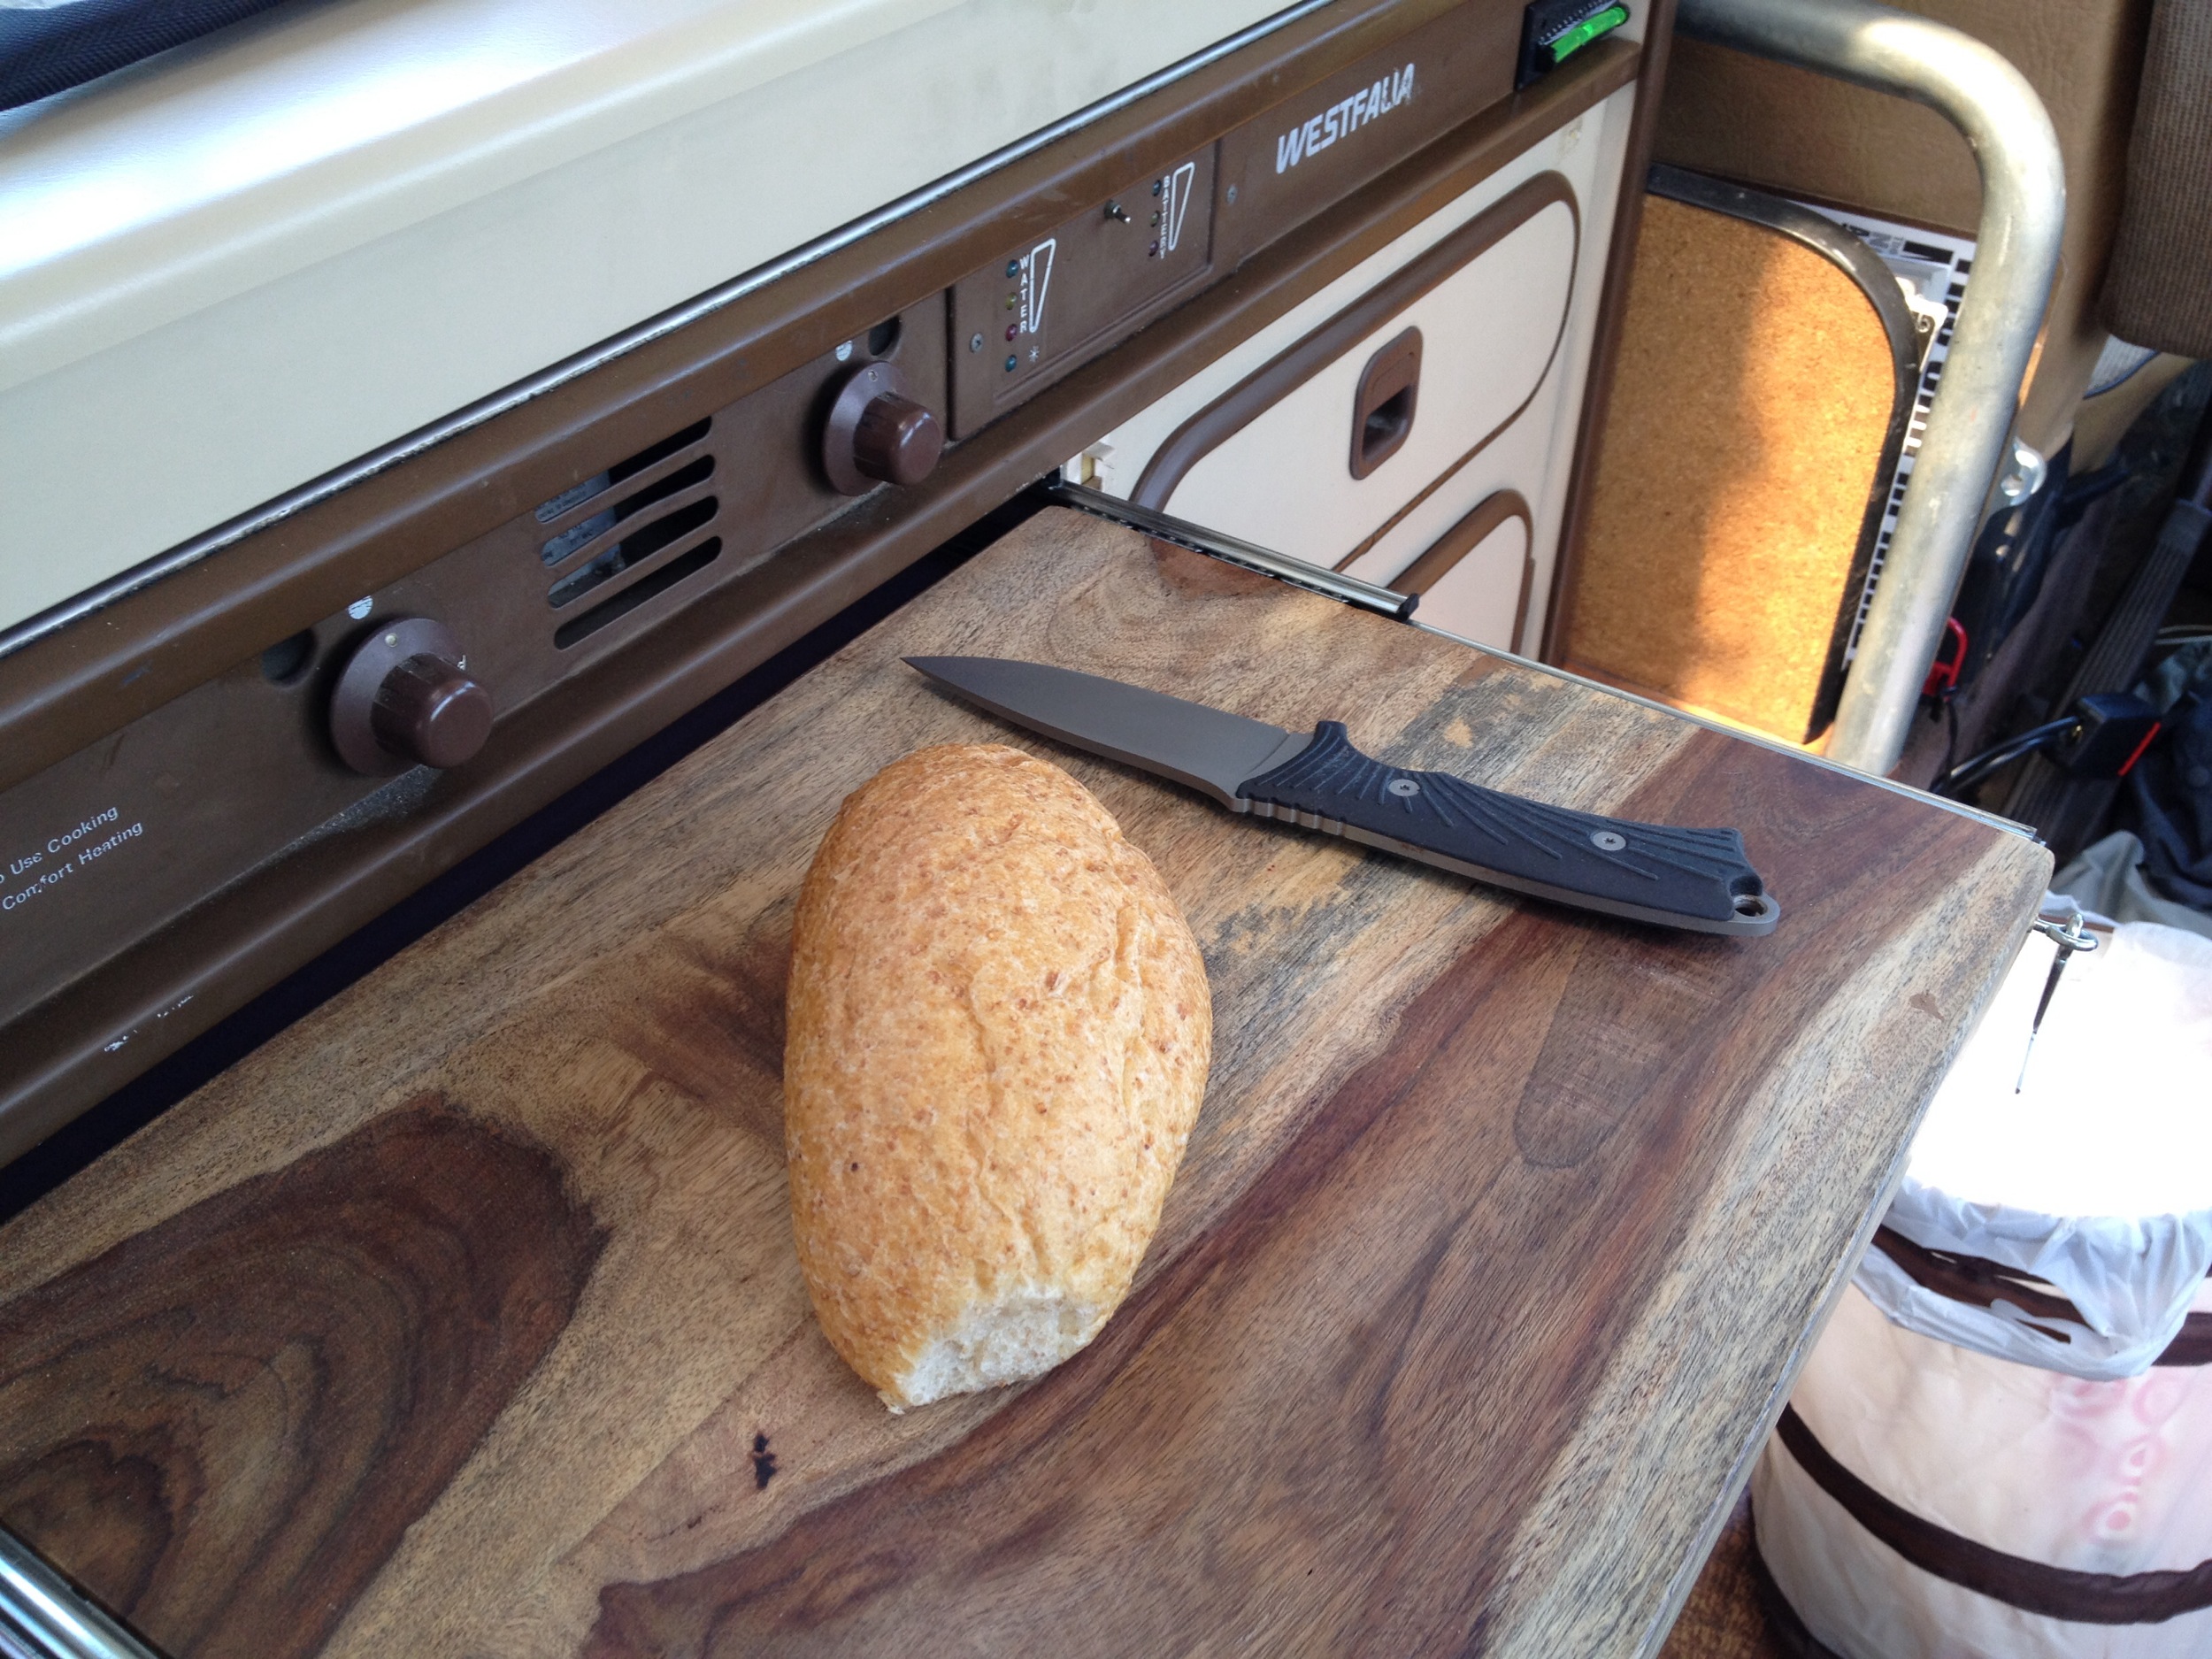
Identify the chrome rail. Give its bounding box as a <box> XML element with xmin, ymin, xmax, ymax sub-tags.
<box><xmin>1676</xmin><ymin>0</ymin><xmax>2065</xmax><ymax>776</ymax></box>
<box><xmin>0</xmin><ymin>1528</ymin><xmax>159</xmax><ymax>1659</ymax></box>
<box><xmin>1045</xmin><ymin>480</ymin><xmax>1418</xmax><ymax>621</ymax></box>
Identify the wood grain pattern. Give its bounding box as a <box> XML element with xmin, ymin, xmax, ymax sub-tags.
<box><xmin>0</xmin><ymin>508</ymin><xmax>2048</xmax><ymax>1656</ymax></box>
<box><xmin>0</xmin><ymin>1100</ymin><xmax>603</xmax><ymax>1658</ymax></box>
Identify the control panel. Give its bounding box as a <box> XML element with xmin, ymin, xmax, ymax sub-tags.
<box><xmin>949</xmin><ymin>149</ymin><xmax>1217</xmax><ymax>438</ymax></box>
<box><xmin>0</xmin><ymin>0</ymin><xmax>1630</xmax><ymax>1148</ymax></box>
<box><xmin>0</xmin><ymin>297</ymin><xmax>947</xmax><ymax>1035</ymax></box>
<box><xmin>942</xmin><ymin>0</ymin><xmax>1525</xmax><ymax>439</ymax></box>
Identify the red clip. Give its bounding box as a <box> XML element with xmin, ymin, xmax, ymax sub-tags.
<box><xmin>2118</xmin><ymin>720</ymin><xmax>2162</xmax><ymax>778</ymax></box>
<box><xmin>1923</xmin><ymin>618</ymin><xmax>1969</xmax><ymax>697</ymax></box>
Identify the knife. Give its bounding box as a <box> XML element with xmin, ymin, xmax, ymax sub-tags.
<box><xmin>906</xmin><ymin>657</ymin><xmax>1778</xmax><ymax>937</ymax></box>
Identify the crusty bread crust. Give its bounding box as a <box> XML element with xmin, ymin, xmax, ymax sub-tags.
<box><xmin>785</xmin><ymin>743</ymin><xmax>1211</xmax><ymax>1409</ymax></box>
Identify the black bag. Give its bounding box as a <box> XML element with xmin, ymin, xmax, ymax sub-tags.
<box><xmin>2</xmin><ymin>0</ymin><xmax>302</xmax><ymax>111</ymax></box>
<box><xmin>2130</xmin><ymin>651</ymin><xmax>2212</xmax><ymax>910</ymax></box>
<box><xmin>1949</xmin><ymin>444</ymin><xmax>2073</xmax><ymax>691</ymax></box>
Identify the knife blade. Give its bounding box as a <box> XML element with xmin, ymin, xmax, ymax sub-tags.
<box><xmin>906</xmin><ymin>656</ymin><xmax>1778</xmax><ymax>937</ymax></box>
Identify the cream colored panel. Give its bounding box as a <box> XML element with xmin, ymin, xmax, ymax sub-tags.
<box><xmin>1342</xmin><ymin>410</ymin><xmax>1548</xmax><ymax>587</ymax></box>
<box><xmin>0</xmin><ymin>0</ymin><xmax>961</xmax><ymax>387</ymax></box>
<box><xmin>0</xmin><ymin>0</ymin><xmax>1285</xmax><ymax>632</ymax></box>
<box><xmin>1091</xmin><ymin>82</ymin><xmax>1636</xmax><ymax>657</ymax></box>
<box><xmin>1159</xmin><ymin>199</ymin><xmax>1574</xmax><ymax>566</ymax></box>
<box><xmin>1394</xmin><ymin>516</ymin><xmax>1527</xmax><ymax>653</ymax></box>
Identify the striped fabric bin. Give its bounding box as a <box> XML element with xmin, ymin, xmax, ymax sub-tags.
<box><xmin>1755</xmin><ymin>906</ymin><xmax>2212</xmax><ymax>1656</ymax></box>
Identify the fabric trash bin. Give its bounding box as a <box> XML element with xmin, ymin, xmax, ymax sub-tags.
<box><xmin>1754</xmin><ymin>899</ymin><xmax>2212</xmax><ymax>1657</ymax></box>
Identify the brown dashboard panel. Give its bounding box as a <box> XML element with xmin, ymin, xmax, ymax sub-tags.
<box><xmin>0</xmin><ymin>299</ymin><xmax>947</xmax><ymax>1044</ymax></box>
<box><xmin>943</xmin><ymin>0</ymin><xmax>1532</xmax><ymax>441</ymax></box>
<box><xmin>1212</xmin><ymin>0</ymin><xmax>1525</xmax><ymax>266</ymax></box>
<box><xmin>0</xmin><ymin>25</ymin><xmax>1643</xmax><ymax>1162</ymax></box>
<box><xmin>0</xmin><ymin>0</ymin><xmax>1531</xmax><ymax>796</ymax></box>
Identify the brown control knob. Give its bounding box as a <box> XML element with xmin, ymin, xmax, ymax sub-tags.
<box><xmin>822</xmin><ymin>361</ymin><xmax>943</xmax><ymax>495</ymax></box>
<box><xmin>371</xmin><ymin>652</ymin><xmax>493</xmax><ymax>769</ymax></box>
<box><xmin>852</xmin><ymin>391</ymin><xmax>943</xmax><ymax>486</ymax></box>
<box><xmin>329</xmin><ymin>617</ymin><xmax>494</xmax><ymax>775</ymax></box>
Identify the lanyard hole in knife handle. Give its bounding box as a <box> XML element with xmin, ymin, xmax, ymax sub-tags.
<box><xmin>1235</xmin><ymin>722</ymin><xmax>1780</xmax><ymax>938</ymax></box>
<box><xmin>1045</xmin><ymin>479</ymin><xmax>1417</xmax><ymax>622</ymax></box>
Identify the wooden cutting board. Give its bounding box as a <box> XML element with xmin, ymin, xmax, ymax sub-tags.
<box><xmin>0</xmin><ymin>507</ymin><xmax>2047</xmax><ymax>1658</ymax></box>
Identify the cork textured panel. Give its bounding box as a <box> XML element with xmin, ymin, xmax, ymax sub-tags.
<box><xmin>1652</xmin><ymin>0</ymin><xmax>2154</xmax><ymax>456</ymax></box>
<box><xmin>0</xmin><ymin>509</ymin><xmax>2046</xmax><ymax>1656</ymax></box>
<box><xmin>1559</xmin><ymin>194</ymin><xmax>1899</xmax><ymax>742</ymax></box>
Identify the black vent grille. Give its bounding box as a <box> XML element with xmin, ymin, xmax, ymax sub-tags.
<box><xmin>532</xmin><ymin>419</ymin><xmax>720</xmax><ymax>649</ymax></box>
<box><xmin>553</xmin><ymin>541</ymin><xmax>722</xmax><ymax>650</ymax></box>
<box><xmin>540</xmin><ymin>456</ymin><xmax>714</xmax><ymax>567</ymax></box>
<box><xmin>534</xmin><ymin>418</ymin><xmax>710</xmax><ymax>524</ymax></box>
<box><xmin>548</xmin><ymin>496</ymin><xmax>718</xmax><ymax>608</ymax></box>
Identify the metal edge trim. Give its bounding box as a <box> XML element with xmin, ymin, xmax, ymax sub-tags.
<box><xmin>1045</xmin><ymin>479</ymin><xmax>1417</xmax><ymax>618</ymax></box>
<box><xmin>0</xmin><ymin>1527</ymin><xmax>160</xmax><ymax>1659</ymax></box>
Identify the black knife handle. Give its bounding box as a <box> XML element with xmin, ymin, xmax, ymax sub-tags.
<box><xmin>1236</xmin><ymin>723</ymin><xmax>1778</xmax><ymax>936</ymax></box>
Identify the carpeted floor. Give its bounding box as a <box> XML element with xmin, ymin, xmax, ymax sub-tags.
<box><xmin>1657</xmin><ymin>1493</ymin><xmax>1801</xmax><ymax>1659</ymax></box>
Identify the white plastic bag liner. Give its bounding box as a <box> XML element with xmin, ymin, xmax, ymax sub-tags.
<box><xmin>1755</xmin><ymin>1280</ymin><xmax>2212</xmax><ymax>1659</ymax></box>
<box><xmin>1852</xmin><ymin>906</ymin><xmax>2212</xmax><ymax>1379</ymax></box>
<box><xmin>1755</xmin><ymin>901</ymin><xmax>2212</xmax><ymax>1655</ymax></box>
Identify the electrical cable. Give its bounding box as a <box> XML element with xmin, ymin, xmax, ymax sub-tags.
<box><xmin>1930</xmin><ymin>694</ymin><xmax>1961</xmax><ymax>787</ymax></box>
<box><xmin>1931</xmin><ymin>715</ymin><xmax>2078</xmax><ymax>798</ymax></box>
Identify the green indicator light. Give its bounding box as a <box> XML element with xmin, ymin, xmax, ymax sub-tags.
<box><xmin>1546</xmin><ymin>4</ymin><xmax>1628</xmax><ymax>65</ymax></box>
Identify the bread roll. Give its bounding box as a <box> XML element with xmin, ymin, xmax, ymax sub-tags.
<box><xmin>785</xmin><ymin>742</ymin><xmax>1211</xmax><ymax>1410</ymax></box>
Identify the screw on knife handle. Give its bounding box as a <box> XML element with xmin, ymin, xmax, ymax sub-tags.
<box><xmin>1234</xmin><ymin>722</ymin><xmax>1778</xmax><ymax>936</ymax></box>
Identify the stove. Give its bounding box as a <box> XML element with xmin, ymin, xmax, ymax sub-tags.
<box><xmin>0</xmin><ymin>0</ymin><xmax>1656</xmax><ymax>1162</ymax></box>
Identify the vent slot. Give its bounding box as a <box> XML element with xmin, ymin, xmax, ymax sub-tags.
<box><xmin>547</xmin><ymin>497</ymin><xmax>718</xmax><ymax>609</ymax></box>
<box><xmin>533</xmin><ymin>417</ymin><xmax>713</xmax><ymax>524</ymax></box>
<box><xmin>553</xmin><ymin>540</ymin><xmax>722</xmax><ymax>649</ymax></box>
<box><xmin>540</xmin><ymin>455</ymin><xmax>715</xmax><ymax>568</ymax></box>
